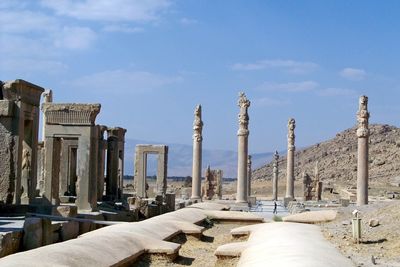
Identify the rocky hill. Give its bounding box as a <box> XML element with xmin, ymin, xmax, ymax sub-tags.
<box><xmin>252</xmin><ymin>124</ymin><xmax>400</xmax><ymax>187</ymax></box>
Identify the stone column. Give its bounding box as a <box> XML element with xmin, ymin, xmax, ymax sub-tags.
<box><xmin>41</xmin><ymin>90</ymin><xmax>52</xmax><ymax>141</ymax></box>
<box><xmin>156</xmin><ymin>146</ymin><xmax>168</xmax><ymax>196</ymax></box>
<box><xmin>191</xmin><ymin>105</ymin><xmax>203</xmax><ymax>201</ymax></box>
<box><xmin>117</xmin><ymin>128</ymin><xmax>126</xmax><ymax>200</ymax></box>
<box><xmin>106</xmin><ymin>128</ymin><xmax>120</xmax><ymax>200</ymax></box>
<box><xmin>236</xmin><ymin>92</ymin><xmax>250</xmax><ymax>203</ymax></box>
<box><xmin>247</xmin><ymin>155</ymin><xmax>252</xmax><ymax>197</ymax></box>
<box><xmin>43</xmin><ymin>137</ymin><xmax>61</xmax><ymax>205</ymax></box>
<box><xmin>97</xmin><ymin>126</ymin><xmax>107</xmax><ymax>200</ymax></box>
<box><xmin>272</xmin><ymin>151</ymin><xmax>279</xmax><ymax>201</ymax></box>
<box><xmin>356</xmin><ymin>95</ymin><xmax>370</xmax><ymax>206</ymax></box>
<box><xmin>286</xmin><ymin>118</ymin><xmax>296</xmax><ymax>199</ymax></box>
<box><xmin>314</xmin><ymin>161</ymin><xmax>322</xmax><ymax>201</ymax></box>
<box><xmin>76</xmin><ymin>129</ymin><xmax>98</xmax><ymax>211</ymax></box>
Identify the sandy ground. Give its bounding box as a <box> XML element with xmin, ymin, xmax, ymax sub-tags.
<box><xmin>133</xmin><ymin>222</ymin><xmax>244</xmax><ymax>267</ymax></box>
<box><xmin>320</xmin><ymin>200</ymin><xmax>400</xmax><ymax>267</ymax></box>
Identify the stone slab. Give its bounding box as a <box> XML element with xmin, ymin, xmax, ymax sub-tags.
<box><xmin>188</xmin><ymin>202</ymin><xmax>230</xmax><ymax>211</ymax></box>
<box><xmin>215</xmin><ymin>222</ymin><xmax>354</xmax><ymax>267</ymax></box>
<box><xmin>282</xmin><ymin>210</ymin><xmax>337</xmax><ymax>224</ymax></box>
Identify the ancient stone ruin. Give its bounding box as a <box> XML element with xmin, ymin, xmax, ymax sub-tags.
<box><xmin>272</xmin><ymin>150</ymin><xmax>279</xmax><ymax>201</ymax></box>
<box><xmin>356</xmin><ymin>95</ymin><xmax>370</xmax><ymax>206</ymax></box>
<box><xmin>236</xmin><ymin>92</ymin><xmax>250</xmax><ymax>204</ymax></box>
<box><xmin>0</xmin><ymin>80</ymin><xmax>43</xmax><ymax>205</ymax></box>
<box><xmin>191</xmin><ymin>105</ymin><xmax>203</xmax><ymax>202</ymax></box>
<box><xmin>134</xmin><ymin>144</ymin><xmax>168</xmax><ymax>198</ymax></box>
<box><xmin>285</xmin><ymin>118</ymin><xmax>296</xmax><ymax>201</ymax></box>
<box><xmin>201</xmin><ymin>165</ymin><xmax>223</xmax><ymax>200</ymax></box>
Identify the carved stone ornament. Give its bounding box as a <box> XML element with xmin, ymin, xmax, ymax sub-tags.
<box><xmin>356</xmin><ymin>95</ymin><xmax>370</xmax><ymax>138</ymax></box>
<box><xmin>287</xmin><ymin>118</ymin><xmax>296</xmax><ymax>151</ymax></box>
<box><xmin>237</xmin><ymin>92</ymin><xmax>251</xmax><ymax>136</ymax></box>
<box><xmin>193</xmin><ymin>104</ymin><xmax>203</xmax><ymax>142</ymax></box>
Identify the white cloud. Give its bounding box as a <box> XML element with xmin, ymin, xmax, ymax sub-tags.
<box><xmin>232</xmin><ymin>59</ymin><xmax>319</xmax><ymax>74</ymax></box>
<box><xmin>253</xmin><ymin>97</ymin><xmax>290</xmax><ymax>107</ymax></box>
<box><xmin>102</xmin><ymin>25</ymin><xmax>144</xmax><ymax>33</ymax></box>
<box><xmin>317</xmin><ymin>87</ymin><xmax>356</xmax><ymax>97</ymax></box>
<box><xmin>40</xmin><ymin>0</ymin><xmax>171</xmax><ymax>22</ymax></box>
<box><xmin>256</xmin><ymin>81</ymin><xmax>319</xmax><ymax>92</ymax></box>
<box><xmin>53</xmin><ymin>26</ymin><xmax>96</xmax><ymax>50</ymax></box>
<box><xmin>0</xmin><ymin>58</ymin><xmax>68</xmax><ymax>73</ymax></box>
<box><xmin>340</xmin><ymin>68</ymin><xmax>366</xmax><ymax>81</ymax></box>
<box><xmin>0</xmin><ymin>10</ymin><xmax>57</xmax><ymax>33</ymax></box>
<box><xmin>71</xmin><ymin>69</ymin><xmax>183</xmax><ymax>93</ymax></box>
<box><xmin>180</xmin><ymin>17</ymin><xmax>198</xmax><ymax>25</ymax></box>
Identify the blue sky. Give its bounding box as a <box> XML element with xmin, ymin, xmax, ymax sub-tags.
<box><xmin>1</xmin><ymin>1</ymin><xmax>400</xmax><ymax>153</ymax></box>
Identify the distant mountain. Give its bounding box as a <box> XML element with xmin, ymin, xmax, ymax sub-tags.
<box><xmin>124</xmin><ymin>138</ymin><xmax>273</xmax><ymax>178</ymax></box>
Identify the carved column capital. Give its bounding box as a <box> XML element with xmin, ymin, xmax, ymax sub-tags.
<box><xmin>237</xmin><ymin>92</ymin><xmax>251</xmax><ymax>137</ymax></box>
<box><xmin>356</xmin><ymin>95</ymin><xmax>370</xmax><ymax>138</ymax></box>
<box><xmin>192</xmin><ymin>104</ymin><xmax>203</xmax><ymax>142</ymax></box>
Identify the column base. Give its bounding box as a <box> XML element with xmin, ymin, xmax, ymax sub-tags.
<box><xmin>190</xmin><ymin>197</ymin><xmax>201</xmax><ymax>203</ymax></box>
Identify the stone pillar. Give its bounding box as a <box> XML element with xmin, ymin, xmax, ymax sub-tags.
<box><xmin>41</xmin><ymin>90</ymin><xmax>52</xmax><ymax>141</ymax></box>
<box><xmin>43</xmin><ymin>137</ymin><xmax>61</xmax><ymax>205</ymax></box>
<box><xmin>76</xmin><ymin>128</ymin><xmax>98</xmax><ymax>211</ymax></box>
<box><xmin>117</xmin><ymin>128</ymin><xmax>126</xmax><ymax>199</ymax></box>
<box><xmin>247</xmin><ymin>155</ymin><xmax>252</xmax><ymax>197</ymax></box>
<box><xmin>156</xmin><ymin>146</ymin><xmax>168</xmax><ymax>195</ymax></box>
<box><xmin>272</xmin><ymin>151</ymin><xmax>279</xmax><ymax>201</ymax></box>
<box><xmin>191</xmin><ymin>104</ymin><xmax>203</xmax><ymax>201</ymax></box>
<box><xmin>106</xmin><ymin>127</ymin><xmax>126</xmax><ymax>200</ymax></box>
<box><xmin>236</xmin><ymin>92</ymin><xmax>250</xmax><ymax>203</ymax></box>
<box><xmin>97</xmin><ymin>126</ymin><xmax>107</xmax><ymax>200</ymax></box>
<box><xmin>286</xmin><ymin>118</ymin><xmax>296</xmax><ymax>199</ymax></box>
<box><xmin>356</xmin><ymin>95</ymin><xmax>370</xmax><ymax>206</ymax></box>
<box><xmin>314</xmin><ymin>161</ymin><xmax>322</xmax><ymax>201</ymax></box>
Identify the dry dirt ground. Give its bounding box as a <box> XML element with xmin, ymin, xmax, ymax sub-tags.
<box><xmin>320</xmin><ymin>200</ymin><xmax>400</xmax><ymax>267</ymax></box>
<box><xmin>133</xmin><ymin>222</ymin><xmax>244</xmax><ymax>267</ymax></box>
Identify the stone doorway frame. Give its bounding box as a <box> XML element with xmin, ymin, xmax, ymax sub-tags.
<box><xmin>42</xmin><ymin>103</ymin><xmax>100</xmax><ymax>211</ymax></box>
<box><xmin>134</xmin><ymin>145</ymin><xmax>168</xmax><ymax>198</ymax></box>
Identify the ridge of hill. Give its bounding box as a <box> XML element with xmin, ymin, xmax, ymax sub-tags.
<box><xmin>252</xmin><ymin>124</ymin><xmax>400</xmax><ymax>187</ymax></box>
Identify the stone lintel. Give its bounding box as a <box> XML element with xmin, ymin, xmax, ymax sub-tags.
<box><xmin>42</xmin><ymin>103</ymin><xmax>101</xmax><ymax>126</ymax></box>
<box><xmin>136</xmin><ymin>144</ymin><xmax>168</xmax><ymax>154</ymax></box>
<box><xmin>2</xmin><ymin>79</ymin><xmax>45</xmax><ymax>106</ymax></box>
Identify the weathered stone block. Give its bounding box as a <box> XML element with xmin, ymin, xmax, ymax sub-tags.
<box><xmin>146</xmin><ymin>204</ymin><xmax>160</xmax><ymax>218</ymax></box>
<box><xmin>0</xmin><ymin>100</ymin><xmax>14</xmax><ymax>117</ymax></box>
<box><xmin>165</xmin><ymin>193</ymin><xmax>175</xmax><ymax>212</ymax></box>
<box><xmin>23</xmin><ymin>218</ymin><xmax>42</xmax><ymax>250</ymax></box>
<box><xmin>54</xmin><ymin>205</ymin><xmax>78</xmax><ymax>217</ymax></box>
<box><xmin>60</xmin><ymin>221</ymin><xmax>79</xmax><ymax>241</ymax></box>
<box><xmin>0</xmin><ymin>231</ymin><xmax>22</xmax><ymax>257</ymax></box>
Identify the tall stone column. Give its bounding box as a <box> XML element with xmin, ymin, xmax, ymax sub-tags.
<box><xmin>356</xmin><ymin>95</ymin><xmax>370</xmax><ymax>206</ymax></box>
<box><xmin>43</xmin><ymin>137</ymin><xmax>61</xmax><ymax>205</ymax></box>
<box><xmin>106</xmin><ymin>127</ymin><xmax>125</xmax><ymax>201</ymax></box>
<box><xmin>247</xmin><ymin>155</ymin><xmax>252</xmax><ymax>197</ymax></box>
<box><xmin>272</xmin><ymin>151</ymin><xmax>279</xmax><ymax>201</ymax></box>
<box><xmin>236</xmin><ymin>92</ymin><xmax>250</xmax><ymax>203</ymax></box>
<box><xmin>41</xmin><ymin>90</ymin><xmax>53</xmax><ymax>141</ymax></box>
<box><xmin>97</xmin><ymin>125</ymin><xmax>107</xmax><ymax>200</ymax></box>
<box><xmin>286</xmin><ymin>118</ymin><xmax>296</xmax><ymax>199</ymax></box>
<box><xmin>191</xmin><ymin>105</ymin><xmax>203</xmax><ymax>201</ymax></box>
